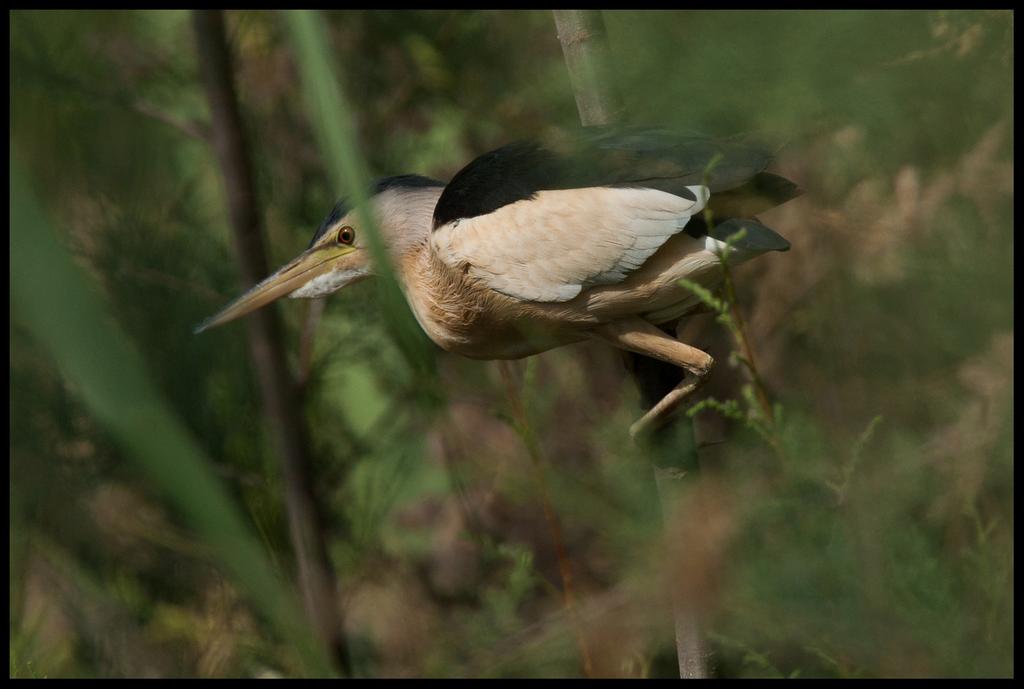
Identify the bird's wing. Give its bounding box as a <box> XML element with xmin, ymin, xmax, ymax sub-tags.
<box><xmin>431</xmin><ymin>185</ymin><xmax>708</xmax><ymax>302</ymax></box>
<box><xmin>431</xmin><ymin>127</ymin><xmax>781</xmax><ymax>230</ymax></box>
<box><xmin>429</xmin><ymin>127</ymin><xmax>799</xmax><ymax>302</ymax></box>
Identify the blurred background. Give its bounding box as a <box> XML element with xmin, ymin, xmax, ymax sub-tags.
<box><xmin>10</xmin><ymin>10</ymin><xmax>1013</xmax><ymax>678</ymax></box>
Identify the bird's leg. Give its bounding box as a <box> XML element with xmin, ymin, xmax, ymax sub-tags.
<box><xmin>590</xmin><ymin>318</ymin><xmax>714</xmax><ymax>438</ymax></box>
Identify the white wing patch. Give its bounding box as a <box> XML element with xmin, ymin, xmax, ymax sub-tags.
<box><xmin>431</xmin><ymin>186</ymin><xmax>709</xmax><ymax>302</ymax></box>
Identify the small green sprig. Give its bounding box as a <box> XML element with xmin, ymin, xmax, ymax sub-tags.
<box><xmin>678</xmin><ymin>210</ymin><xmax>782</xmax><ymax>456</ymax></box>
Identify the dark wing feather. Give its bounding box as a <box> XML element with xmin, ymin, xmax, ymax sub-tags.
<box><xmin>431</xmin><ymin>142</ymin><xmax>566</xmax><ymax>230</ymax></box>
<box><xmin>708</xmin><ymin>218</ymin><xmax>791</xmax><ymax>252</ymax></box>
<box><xmin>705</xmin><ymin>172</ymin><xmax>802</xmax><ymax>220</ymax></box>
<box><xmin>432</xmin><ymin>126</ymin><xmax>793</xmax><ymax>230</ymax></box>
<box><xmin>580</xmin><ymin>126</ymin><xmax>776</xmax><ymax>193</ymax></box>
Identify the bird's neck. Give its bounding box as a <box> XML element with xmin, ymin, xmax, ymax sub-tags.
<box><xmin>374</xmin><ymin>186</ymin><xmax>482</xmax><ymax>351</ymax></box>
<box><xmin>376</xmin><ymin>186</ymin><xmax>444</xmax><ymax>271</ymax></box>
<box><xmin>399</xmin><ymin>244</ymin><xmax>478</xmax><ymax>353</ymax></box>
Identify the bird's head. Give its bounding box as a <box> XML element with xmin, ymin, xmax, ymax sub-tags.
<box><xmin>195</xmin><ymin>175</ymin><xmax>444</xmax><ymax>334</ymax></box>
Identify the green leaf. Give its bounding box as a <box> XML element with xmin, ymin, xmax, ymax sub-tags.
<box><xmin>10</xmin><ymin>157</ymin><xmax>333</xmax><ymax>677</ymax></box>
<box><xmin>283</xmin><ymin>10</ymin><xmax>437</xmax><ymax>386</ymax></box>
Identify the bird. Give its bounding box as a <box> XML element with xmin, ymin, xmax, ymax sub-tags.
<box><xmin>196</xmin><ymin>127</ymin><xmax>799</xmax><ymax>436</ymax></box>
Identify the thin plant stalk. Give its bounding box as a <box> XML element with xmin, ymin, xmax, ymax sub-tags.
<box><xmin>719</xmin><ymin>252</ymin><xmax>775</xmax><ymax>425</ymax></box>
<box><xmin>192</xmin><ymin>10</ymin><xmax>350</xmax><ymax>674</ymax></box>
<box><xmin>553</xmin><ymin>9</ymin><xmax>709</xmax><ymax>678</ymax></box>
<box><xmin>498</xmin><ymin>361</ymin><xmax>596</xmax><ymax>678</ymax></box>
<box><xmin>682</xmin><ymin>221</ymin><xmax>784</xmax><ymax>457</ymax></box>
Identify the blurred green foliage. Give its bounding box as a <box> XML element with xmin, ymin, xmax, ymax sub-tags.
<box><xmin>11</xmin><ymin>161</ymin><xmax>332</xmax><ymax>675</ymax></box>
<box><xmin>10</xmin><ymin>9</ymin><xmax>1013</xmax><ymax>678</ymax></box>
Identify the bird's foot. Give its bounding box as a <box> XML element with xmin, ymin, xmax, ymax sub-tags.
<box><xmin>628</xmin><ymin>375</ymin><xmax>704</xmax><ymax>440</ymax></box>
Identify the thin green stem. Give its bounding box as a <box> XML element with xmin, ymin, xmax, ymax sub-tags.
<box><xmin>719</xmin><ymin>259</ymin><xmax>775</xmax><ymax>426</ymax></box>
<box><xmin>498</xmin><ymin>360</ymin><xmax>595</xmax><ymax>678</ymax></box>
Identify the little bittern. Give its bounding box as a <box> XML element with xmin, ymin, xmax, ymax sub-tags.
<box><xmin>198</xmin><ymin>127</ymin><xmax>799</xmax><ymax>435</ymax></box>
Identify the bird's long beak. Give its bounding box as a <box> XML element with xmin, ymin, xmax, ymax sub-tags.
<box><xmin>194</xmin><ymin>243</ymin><xmax>357</xmax><ymax>334</ymax></box>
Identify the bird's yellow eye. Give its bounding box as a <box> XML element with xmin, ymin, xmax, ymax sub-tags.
<box><xmin>337</xmin><ymin>226</ymin><xmax>355</xmax><ymax>245</ymax></box>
